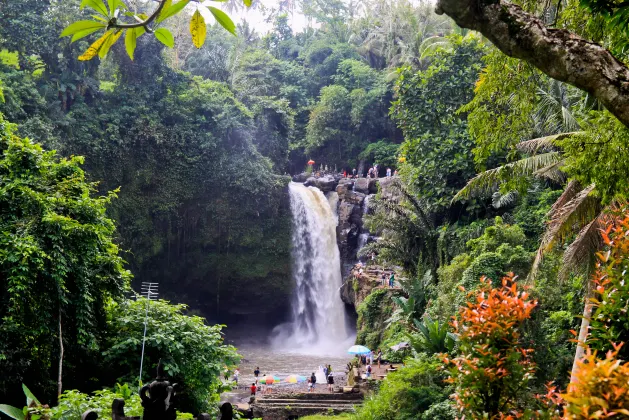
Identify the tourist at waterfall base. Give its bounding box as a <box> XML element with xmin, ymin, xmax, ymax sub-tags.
<box><xmin>352</xmin><ymin>168</ymin><xmax>357</xmax><ymax>177</ymax></box>
<box><xmin>250</xmin><ymin>383</ymin><xmax>257</xmax><ymax>396</ymax></box>
<box><xmin>310</xmin><ymin>372</ymin><xmax>317</xmax><ymax>391</ymax></box>
<box><xmin>233</xmin><ymin>368</ymin><xmax>240</xmax><ymax>385</ymax></box>
<box><xmin>327</xmin><ymin>372</ymin><xmax>335</xmax><ymax>391</ymax></box>
<box><xmin>377</xmin><ymin>349</ymin><xmax>383</xmax><ymax>368</ymax></box>
<box><xmin>386</xmin><ymin>167</ymin><xmax>392</xmax><ymax>177</ymax></box>
<box><xmin>381</xmin><ymin>272</ymin><xmax>387</xmax><ymax>287</ymax></box>
<box><xmin>389</xmin><ymin>272</ymin><xmax>395</xmax><ymax>288</ymax></box>
<box><xmin>323</xmin><ymin>365</ymin><xmax>328</xmax><ymax>378</ymax></box>
<box><xmin>366</xmin><ymin>364</ymin><xmax>372</xmax><ymax>379</ymax></box>
<box><xmin>254</xmin><ymin>367</ymin><xmax>260</xmax><ymax>378</ymax></box>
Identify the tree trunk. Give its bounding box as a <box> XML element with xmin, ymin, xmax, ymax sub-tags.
<box><xmin>570</xmin><ymin>284</ymin><xmax>593</xmax><ymax>384</ymax></box>
<box><xmin>57</xmin><ymin>309</ymin><xmax>64</xmax><ymax>397</ymax></box>
<box><xmin>434</xmin><ymin>0</ymin><xmax>629</xmax><ymax>128</ymax></box>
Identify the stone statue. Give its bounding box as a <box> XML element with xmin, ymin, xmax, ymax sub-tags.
<box><xmin>217</xmin><ymin>402</ymin><xmax>234</xmax><ymax>419</ymax></box>
<box><xmin>140</xmin><ymin>361</ymin><xmax>177</xmax><ymax>420</ymax></box>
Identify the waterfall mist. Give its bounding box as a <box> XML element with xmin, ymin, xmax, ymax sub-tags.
<box><xmin>272</xmin><ymin>182</ymin><xmax>352</xmax><ymax>355</ymax></box>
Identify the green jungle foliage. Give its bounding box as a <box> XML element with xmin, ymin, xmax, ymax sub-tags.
<box><xmin>0</xmin><ymin>114</ymin><xmax>130</xmax><ymax>404</ymax></box>
<box><xmin>103</xmin><ymin>299</ymin><xmax>239</xmax><ymax>413</ymax></box>
<box><xmin>352</xmin><ymin>355</ymin><xmax>455</xmax><ymax>420</ymax></box>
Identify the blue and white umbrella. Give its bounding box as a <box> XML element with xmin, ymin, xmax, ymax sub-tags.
<box><xmin>347</xmin><ymin>345</ymin><xmax>371</xmax><ymax>355</ymax></box>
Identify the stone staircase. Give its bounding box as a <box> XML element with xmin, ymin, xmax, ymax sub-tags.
<box><xmin>251</xmin><ymin>392</ymin><xmax>364</xmax><ymax>419</ymax></box>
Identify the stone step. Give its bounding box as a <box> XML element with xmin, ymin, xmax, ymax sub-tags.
<box><xmin>257</xmin><ymin>401</ymin><xmax>359</xmax><ymax>407</ymax></box>
<box><xmin>262</xmin><ymin>393</ymin><xmax>363</xmax><ymax>401</ymax></box>
<box><xmin>256</xmin><ymin>404</ymin><xmax>356</xmax><ymax>410</ymax></box>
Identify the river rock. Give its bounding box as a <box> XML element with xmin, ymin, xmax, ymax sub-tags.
<box><xmin>354</xmin><ymin>178</ymin><xmax>370</xmax><ymax>194</ymax></box>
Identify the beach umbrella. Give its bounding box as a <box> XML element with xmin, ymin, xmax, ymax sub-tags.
<box><xmin>347</xmin><ymin>345</ymin><xmax>371</xmax><ymax>355</ymax></box>
<box><xmin>284</xmin><ymin>375</ymin><xmax>306</xmax><ymax>384</ymax></box>
<box><xmin>260</xmin><ymin>375</ymin><xmax>279</xmax><ymax>384</ymax></box>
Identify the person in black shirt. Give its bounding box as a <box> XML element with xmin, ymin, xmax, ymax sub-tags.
<box><xmin>310</xmin><ymin>372</ymin><xmax>317</xmax><ymax>391</ymax></box>
<box><xmin>254</xmin><ymin>367</ymin><xmax>260</xmax><ymax>378</ymax></box>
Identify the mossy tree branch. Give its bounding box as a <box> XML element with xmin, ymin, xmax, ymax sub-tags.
<box><xmin>435</xmin><ymin>0</ymin><xmax>629</xmax><ymax>128</ymax></box>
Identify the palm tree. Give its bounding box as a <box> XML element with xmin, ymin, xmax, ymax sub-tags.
<box><xmin>452</xmin><ymin>77</ymin><xmax>611</xmax><ymax>383</ymax></box>
<box><xmin>359</xmin><ymin>179</ymin><xmax>438</xmax><ymax>277</ymax></box>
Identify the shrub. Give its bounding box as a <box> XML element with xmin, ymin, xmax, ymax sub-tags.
<box><xmin>444</xmin><ymin>274</ymin><xmax>537</xmax><ymax>418</ymax></box>
<box><xmin>352</xmin><ymin>355</ymin><xmax>451</xmax><ymax>420</ymax></box>
<box><xmin>588</xmin><ymin>208</ymin><xmax>629</xmax><ymax>359</ymax></box>
<box><xmin>560</xmin><ymin>345</ymin><xmax>629</xmax><ymax>419</ymax></box>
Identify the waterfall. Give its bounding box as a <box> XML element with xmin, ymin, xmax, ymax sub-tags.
<box><xmin>273</xmin><ymin>182</ymin><xmax>350</xmax><ymax>354</ymax></box>
<box><xmin>356</xmin><ymin>194</ymin><xmax>375</xmax><ymax>261</ymax></box>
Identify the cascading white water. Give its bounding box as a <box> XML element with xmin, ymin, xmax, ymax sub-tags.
<box><xmin>273</xmin><ymin>182</ymin><xmax>350</xmax><ymax>355</ymax></box>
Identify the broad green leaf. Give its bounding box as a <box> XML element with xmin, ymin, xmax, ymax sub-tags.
<box><xmin>157</xmin><ymin>0</ymin><xmax>190</xmax><ymax>23</ymax></box>
<box><xmin>71</xmin><ymin>27</ymin><xmax>104</xmax><ymax>43</ymax></box>
<box><xmin>98</xmin><ymin>29</ymin><xmax>123</xmax><ymax>58</ymax></box>
<box><xmin>79</xmin><ymin>30</ymin><xmax>113</xmax><ymax>61</ymax></box>
<box><xmin>22</xmin><ymin>384</ymin><xmax>39</xmax><ymax>406</ymax></box>
<box><xmin>80</xmin><ymin>0</ymin><xmax>109</xmax><ymax>17</ymax></box>
<box><xmin>154</xmin><ymin>28</ymin><xmax>175</xmax><ymax>48</ymax></box>
<box><xmin>190</xmin><ymin>10</ymin><xmax>207</xmax><ymax>49</ymax></box>
<box><xmin>125</xmin><ymin>28</ymin><xmax>137</xmax><ymax>60</ymax></box>
<box><xmin>208</xmin><ymin>6</ymin><xmax>236</xmax><ymax>35</ymax></box>
<box><xmin>107</xmin><ymin>0</ymin><xmax>127</xmax><ymax>13</ymax></box>
<box><xmin>60</xmin><ymin>20</ymin><xmax>106</xmax><ymax>38</ymax></box>
<box><xmin>0</xmin><ymin>404</ymin><xmax>24</xmax><ymax>420</ymax></box>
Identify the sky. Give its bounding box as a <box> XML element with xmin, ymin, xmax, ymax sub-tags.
<box><xmin>199</xmin><ymin>0</ymin><xmax>311</xmax><ymax>34</ymax></box>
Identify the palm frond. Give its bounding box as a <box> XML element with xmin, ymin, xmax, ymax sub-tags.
<box><xmin>516</xmin><ymin>132</ymin><xmax>581</xmax><ymax>154</ymax></box>
<box><xmin>533</xmin><ymin>158</ymin><xmax>566</xmax><ymax>183</ymax></box>
<box><xmin>530</xmin><ymin>183</ymin><xmax>600</xmax><ymax>279</ymax></box>
<box><xmin>558</xmin><ymin>209</ymin><xmax>609</xmax><ymax>281</ymax></box>
<box><xmin>452</xmin><ymin>152</ymin><xmax>562</xmax><ymax>202</ymax></box>
<box><xmin>491</xmin><ymin>191</ymin><xmax>519</xmax><ymax>209</ymax></box>
<box><xmin>548</xmin><ymin>180</ymin><xmax>582</xmax><ymax>216</ymax></box>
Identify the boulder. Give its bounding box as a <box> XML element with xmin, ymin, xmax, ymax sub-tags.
<box><xmin>338</xmin><ymin>202</ymin><xmax>355</xmax><ymax>231</ymax></box>
<box><xmin>315</xmin><ymin>175</ymin><xmax>338</xmax><ymax>192</ymax></box>
<box><xmin>336</xmin><ymin>179</ymin><xmax>354</xmax><ymax>198</ymax></box>
<box><xmin>378</xmin><ymin>176</ymin><xmax>401</xmax><ymax>200</ymax></box>
<box><xmin>345</xmin><ymin>190</ymin><xmax>365</xmax><ymax>206</ymax></box>
<box><xmin>368</xmin><ymin>178</ymin><xmax>379</xmax><ymax>194</ymax></box>
<box><xmin>354</xmin><ymin>178</ymin><xmax>370</xmax><ymax>194</ymax></box>
<box><xmin>292</xmin><ymin>172</ymin><xmax>310</xmax><ymax>183</ymax></box>
<box><xmin>304</xmin><ymin>177</ymin><xmax>317</xmax><ymax>187</ymax></box>
<box><xmin>349</xmin><ymin>203</ymin><xmax>364</xmax><ymax>227</ymax></box>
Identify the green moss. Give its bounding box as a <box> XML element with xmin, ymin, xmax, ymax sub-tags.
<box><xmin>356</xmin><ymin>289</ymin><xmax>393</xmax><ymax>350</ymax></box>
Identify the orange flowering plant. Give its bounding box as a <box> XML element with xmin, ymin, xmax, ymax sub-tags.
<box><xmin>561</xmin><ymin>344</ymin><xmax>629</xmax><ymax>419</ymax></box>
<box><xmin>588</xmin><ymin>209</ymin><xmax>629</xmax><ymax>359</ymax></box>
<box><xmin>444</xmin><ymin>274</ymin><xmax>538</xmax><ymax>419</ymax></box>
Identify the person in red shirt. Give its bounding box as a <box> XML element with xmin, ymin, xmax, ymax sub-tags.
<box><xmin>250</xmin><ymin>383</ymin><xmax>257</xmax><ymax>396</ymax></box>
